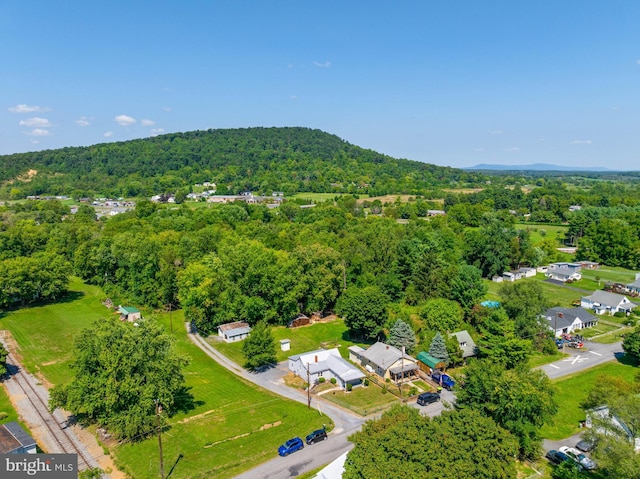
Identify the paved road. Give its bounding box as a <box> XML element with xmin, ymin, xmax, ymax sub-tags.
<box><xmin>187</xmin><ymin>326</ymin><xmax>365</xmax><ymax>479</ymax></box>
<box><xmin>538</xmin><ymin>340</ymin><xmax>623</xmax><ymax>379</ymax></box>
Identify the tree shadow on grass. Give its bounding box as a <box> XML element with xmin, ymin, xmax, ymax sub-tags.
<box><xmin>172</xmin><ymin>386</ymin><xmax>204</xmax><ymax>414</ymax></box>
<box><xmin>614</xmin><ymin>351</ymin><xmax>638</xmax><ymax>366</ymax></box>
<box><xmin>166</xmin><ymin>453</ymin><xmax>184</xmax><ymax>479</ymax></box>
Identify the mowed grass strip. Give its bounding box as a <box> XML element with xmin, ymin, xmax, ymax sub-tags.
<box><xmin>2</xmin><ymin>280</ymin><xmax>328</xmax><ymax>479</ymax></box>
<box><xmin>0</xmin><ymin>385</ymin><xmax>20</xmax><ymax>424</ymax></box>
<box><xmin>540</xmin><ymin>361</ymin><xmax>638</xmax><ymax>440</ymax></box>
<box><xmin>320</xmin><ymin>383</ymin><xmax>398</xmax><ymax>417</ymax></box>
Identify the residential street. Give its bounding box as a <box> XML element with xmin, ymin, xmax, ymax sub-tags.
<box><xmin>538</xmin><ymin>340</ymin><xmax>623</xmax><ymax>379</ymax></box>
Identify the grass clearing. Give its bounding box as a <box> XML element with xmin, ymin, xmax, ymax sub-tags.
<box><xmin>290</xmin><ymin>193</ymin><xmax>342</xmax><ymax>202</ymax></box>
<box><xmin>1</xmin><ymin>279</ymin><xmax>330</xmax><ymax>479</ymax></box>
<box><xmin>320</xmin><ymin>383</ymin><xmax>398</xmax><ymax>417</ymax></box>
<box><xmin>210</xmin><ymin>318</ymin><xmax>371</xmax><ymax>366</ymax></box>
<box><xmin>580</xmin><ymin>267</ymin><xmax>637</xmax><ymax>285</ymax></box>
<box><xmin>0</xmin><ymin>385</ymin><xmax>20</xmax><ymax>425</ymax></box>
<box><xmin>540</xmin><ymin>361</ymin><xmax>638</xmax><ymax>440</ymax></box>
<box><xmin>516</xmin><ymin>223</ymin><xmax>568</xmax><ymax>246</ymax></box>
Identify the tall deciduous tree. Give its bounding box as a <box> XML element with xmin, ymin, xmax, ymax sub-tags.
<box><xmin>456</xmin><ymin>359</ymin><xmax>557</xmax><ymax>459</ymax></box>
<box><xmin>49</xmin><ymin>319</ymin><xmax>189</xmax><ymax>440</ymax></box>
<box><xmin>387</xmin><ymin>319</ymin><xmax>416</xmax><ymax>353</ymax></box>
<box><xmin>0</xmin><ymin>342</ymin><xmax>8</xmax><ymax>377</ymax></box>
<box><xmin>499</xmin><ymin>281</ymin><xmax>549</xmax><ymax>344</ymax></box>
<box><xmin>242</xmin><ymin>321</ymin><xmax>277</xmax><ymax>371</ymax></box>
<box><xmin>336</xmin><ymin>286</ymin><xmax>388</xmax><ymax>340</ymax></box>
<box><xmin>622</xmin><ymin>325</ymin><xmax>640</xmax><ymax>363</ymax></box>
<box><xmin>420</xmin><ymin>298</ymin><xmax>463</xmax><ymax>333</ymax></box>
<box><xmin>344</xmin><ymin>405</ymin><xmax>518</xmax><ymax>479</ymax></box>
<box><xmin>448</xmin><ymin>264</ymin><xmax>487</xmax><ymax>315</ymax></box>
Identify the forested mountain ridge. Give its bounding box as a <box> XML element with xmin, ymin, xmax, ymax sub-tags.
<box><xmin>0</xmin><ymin>127</ymin><xmax>484</xmax><ymax>199</ymax></box>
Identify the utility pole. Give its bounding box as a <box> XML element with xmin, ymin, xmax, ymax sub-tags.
<box><xmin>168</xmin><ymin>303</ymin><xmax>173</xmax><ymax>334</ymax></box>
<box><xmin>400</xmin><ymin>346</ymin><xmax>405</xmax><ymax>400</ymax></box>
<box><xmin>155</xmin><ymin>399</ymin><xmax>165</xmax><ymax>479</ymax></box>
<box><xmin>307</xmin><ymin>363</ymin><xmax>312</xmax><ymax>409</ymax></box>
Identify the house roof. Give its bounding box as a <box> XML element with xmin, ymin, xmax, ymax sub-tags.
<box><xmin>627</xmin><ymin>279</ymin><xmax>640</xmax><ymax>289</ymax></box>
<box><xmin>288</xmin><ymin>348</ymin><xmax>328</xmax><ymax>362</ymax></box>
<box><xmin>0</xmin><ymin>422</ymin><xmax>36</xmax><ymax>454</ymax></box>
<box><xmin>293</xmin><ymin>348</ymin><xmax>365</xmax><ymax>382</ymax></box>
<box><xmin>218</xmin><ymin>321</ymin><xmax>251</xmax><ymax>333</ymax></box>
<box><xmin>583</xmin><ymin>290</ymin><xmax>634</xmax><ymax>309</ymax></box>
<box><xmin>416</xmin><ymin>352</ymin><xmax>444</xmax><ymax>369</ymax></box>
<box><xmin>389</xmin><ymin>362</ymin><xmax>419</xmax><ymax>375</ymax></box>
<box><xmin>548</xmin><ymin>266</ymin><xmax>578</xmax><ymax>278</ymax></box>
<box><xmin>449</xmin><ymin>330</ymin><xmax>477</xmax><ymax>358</ymax></box>
<box><xmin>119</xmin><ymin>306</ymin><xmax>140</xmax><ymax>315</ymax></box>
<box><xmin>359</xmin><ymin>342</ymin><xmax>403</xmax><ymax>370</ymax></box>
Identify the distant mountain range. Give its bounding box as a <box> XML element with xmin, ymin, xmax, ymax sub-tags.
<box><xmin>464</xmin><ymin>163</ymin><xmax>613</xmax><ymax>172</ymax></box>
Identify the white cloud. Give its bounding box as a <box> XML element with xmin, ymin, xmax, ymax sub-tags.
<box><xmin>570</xmin><ymin>139</ymin><xmax>592</xmax><ymax>145</ymax></box>
<box><xmin>489</xmin><ymin>129</ymin><xmax>504</xmax><ymax>135</ymax></box>
<box><xmin>115</xmin><ymin>114</ymin><xmax>136</xmax><ymax>126</ymax></box>
<box><xmin>313</xmin><ymin>60</ymin><xmax>331</xmax><ymax>68</ymax></box>
<box><xmin>141</xmin><ymin>118</ymin><xmax>155</xmax><ymax>127</ymax></box>
<box><xmin>162</xmin><ymin>107</ymin><xmax>172</xmax><ymax>112</ymax></box>
<box><xmin>104</xmin><ymin>131</ymin><xmax>113</xmax><ymax>138</ymax></box>
<box><xmin>505</xmin><ymin>147</ymin><xmax>520</xmax><ymax>152</ymax></box>
<box><xmin>150</xmin><ymin>128</ymin><xmax>165</xmax><ymax>136</ymax></box>
<box><xmin>76</xmin><ymin>116</ymin><xmax>92</xmax><ymax>127</ymax></box>
<box><xmin>24</xmin><ymin>128</ymin><xmax>51</xmax><ymax>136</ymax></box>
<box><xmin>290</xmin><ymin>95</ymin><xmax>298</xmax><ymax>100</ymax></box>
<box><xmin>637</xmin><ymin>59</ymin><xmax>640</xmax><ymax>65</ymax></box>
<box><xmin>19</xmin><ymin>117</ymin><xmax>52</xmax><ymax>127</ymax></box>
<box><xmin>9</xmin><ymin>104</ymin><xmax>51</xmax><ymax>113</ymax></box>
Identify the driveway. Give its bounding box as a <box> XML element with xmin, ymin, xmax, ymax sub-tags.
<box><xmin>538</xmin><ymin>340</ymin><xmax>623</xmax><ymax>379</ymax></box>
<box><xmin>187</xmin><ymin>326</ymin><xmax>365</xmax><ymax>479</ymax></box>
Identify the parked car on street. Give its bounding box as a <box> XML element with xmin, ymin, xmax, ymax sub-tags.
<box><xmin>306</xmin><ymin>428</ymin><xmax>328</xmax><ymax>445</ymax></box>
<box><xmin>416</xmin><ymin>392</ymin><xmax>440</xmax><ymax>406</ymax></box>
<box><xmin>559</xmin><ymin>446</ymin><xmax>596</xmax><ymax>470</ymax></box>
<box><xmin>278</xmin><ymin>437</ymin><xmax>304</xmax><ymax>456</ymax></box>
<box><xmin>576</xmin><ymin>439</ymin><xmax>595</xmax><ymax>452</ymax></box>
<box><xmin>546</xmin><ymin>450</ymin><xmax>572</xmax><ymax>466</ymax></box>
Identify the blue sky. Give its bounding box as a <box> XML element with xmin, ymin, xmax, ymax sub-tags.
<box><xmin>2</xmin><ymin>1</ymin><xmax>640</xmax><ymax>170</ymax></box>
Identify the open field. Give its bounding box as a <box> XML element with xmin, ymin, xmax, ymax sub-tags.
<box><xmin>515</xmin><ymin>223</ymin><xmax>568</xmax><ymax>246</ymax></box>
<box><xmin>580</xmin><ymin>266</ymin><xmax>638</xmax><ymax>285</ymax></box>
<box><xmin>210</xmin><ymin>318</ymin><xmax>371</xmax><ymax>366</ymax></box>
<box><xmin>540</xmin><ymin>361</ymin><xmax>638</xmax><ymax>440</ymax></box>
<box><xmin>290</xmin><ymin>192</ymin><xmax>342</xmax><ymax>202</ymax></box>
<box><xmin>320</xmin><ymin>383</ymin><xmax>398</xmax><ymax>417</ymax></box>
<box><xmin>484</xmin><ymin>275</ymin><xmax>587</xmax><ymax>306</ymax></box>
<box><xmin>0</xmin><ymin>280</ymin><xmax>328</xmax><ymax>479</ymax></box>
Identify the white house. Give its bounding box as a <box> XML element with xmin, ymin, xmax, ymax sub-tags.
<box><xmin>546</xmin><ymin>262</ymin><xmax>582</xmax><ymax>282</ymax></box>
<box><xmin>449</xmin><ymin>330</ymin><xmax>477</xmax><ymax>358</ymax></box>
<box><xmin>581</xmin><ymin>290</ymin><xmax>637</xmax><ymax>315</ymax></box>
<box><xmin>288</xmin><ymin>348</ymin><xmax>365</xmax><ymax>390</ymax></box>
<box><xmin>542</xmin><ymin>307</ymin><xmax>599</xmax><ymax>337</ymax></box>
<box><xmin>217</xmin><ymin>321</ymin><xmax>252</xmax><ymax>343</ymax></box>
<box><xmin>625</xmin><ymin>273</ymin><xmax>640</xmax><ymax>295</ymax></box>
<box><xmin>586</xmin><ymin>405</ymin><xmax>640</xmax><ymax>452</ymax></box>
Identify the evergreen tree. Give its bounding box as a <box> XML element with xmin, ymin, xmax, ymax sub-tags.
<box><xmin>242</xmin><ymin>321</ymin><xmax>277</xmax><ymax>371</ymax></box>
<box><xmin>429</xmin><ymin>332</ymin><xmax>449</xmax><ymax>364</ymax></box>
<box><xmin>387</xmin><ymin>319</ymin><xmax>416</xmax><ymax>353</ymax></box>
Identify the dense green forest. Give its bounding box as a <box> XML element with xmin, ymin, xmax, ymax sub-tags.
<box><xmin>0</xmin><ymin>127</ymin><xmax>485</xmax><ymax>199</ymax></box>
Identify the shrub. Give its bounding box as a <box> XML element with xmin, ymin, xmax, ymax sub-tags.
<box><xmin>385</xmin><ymin>378</ymin><xmax>390</xmax><ymax>383</ymax></box>
<box><xmin>382</xmin><ymin>386</ymin><xmax>387</xmax><ymax>394</ymax></box>
<box><xmin>330</xmin><ymin>377</ymin><xmax>337</xmax><ymax>385</ymax></box>
<box><xmin>363</xmin><ymin>378</ymin><xmax>369</xmax><ymax>387</ymax></box>
<box><xmin>346</xmin><ymin>383</ymin><xmax>353</xmax><ymax>392</ymax></box>
<box><xmin>409</xmin><ymin>386</ymin><xmax>418</xmax><ymax>396</ymax></box>
<box><xmin>318</xmin><ymin>377</ymin><xmax>326</xmax><ymax>383</ymax></box>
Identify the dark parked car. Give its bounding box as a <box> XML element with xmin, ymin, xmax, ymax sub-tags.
<box><xmin>278</xmin><ymin>437</ymin><xmax>304</xmax><ymax>456</ymax></box>
<box><xmin>546</xmin><ymin>450</ymin><xmax>571</xmax><ymax>466</ymax></box>
<box><xmin>417</xmin><ymin>392</ymin><xmax>440</xmax><ymax>406</ymax></box>
<box><xmin>576</xmin><ymin>439</ymin><xmax>595</xmax><ymax>452</ymax></box>
<box><xmin>306</xmin><ymin>428</ymin><xmax>328</xmax><ymax>445</ymax></box>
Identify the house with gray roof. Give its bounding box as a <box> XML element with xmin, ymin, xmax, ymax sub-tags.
<box><xmin>581</xmin><ymin>290</ymin><xmax>637</xmax><ymax>315</ymax></box>
<box><xmin>217</xmin><ymin>321</ymin><xmax>252</xmax><ymax>343</ymax></box>
<box><xmin>625</xmin><ymin>273</ymin><xmax>640</xmax><ymax>295</ymax></box>
<box><xmin>546</xmin><ymin>262</ymin><xmax>582</xmax><ymax>282</ymax></box>
<box><xmin>351</xmin><ymin>342</ymin><xmax>418</xmax><ymax>381</ymax></box>
<box><xmin>288</xmin><ymin>348</ymin><xmax>364</xmax><ymax>390</ymax></box>
<box><xmin>543</xmin><ymin>307</ymin><xmax>599</xmax><ymax>337</ymax></box>
<box><xmin>449</xmin><ymin>330</ymin><xmax>478</xmax><ymax>358</ymax></box>
<box><xmin>0</xmin><ymin>422</ymin><xmax>37</xmax><ymax>454</ymax></box>
<box><xmin>587</xmin><ymin>405</ymin><xmax>640</xmax><ymax>452</ymax></box>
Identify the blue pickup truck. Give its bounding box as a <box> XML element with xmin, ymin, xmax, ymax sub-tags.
<box><xmin>431</xmin><ymin>370</ymin><xmax>455</xmax><ymax>390</ymax></box>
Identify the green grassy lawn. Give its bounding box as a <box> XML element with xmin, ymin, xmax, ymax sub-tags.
<box><xmin>320</xmin><ymin>383</ymin><xmax>398</xmax><ymax>417</ymax></box>
<box><xmin>580</xmin><ymin>266</ymin><xmax>637</xmax><ymax>285</ymax></box>
<box><xmin>589</xmin><ymin>325</ymin><xmax>635</xmax><ymax>344</ymax></box>
<box><xmin>540</xmin><ymin>361</ymin><xmax>638</xmax><ymax>440</ymax></box>
<box><xmin>0</xmin><ymin>385</ymin><xmax>20</xmax><ymax>425</ymax></box>
<box><xmin>516</xmin><ymin>223</ymin><xmax>568</xmax><ymax>246</ymax></box>
<box><xmin>528</xmin><ymin>351</ymin><xmax>566</xmax><ymax>369</ymax></box>
<box><xmin>484</xmin><ymin>276</ymin><xmax>586</xmax><ymax>307</ymax></box>
<box><xmin>210</xmin><ymin>318</ymin><xmax>371</xmax><ymax>366</ymax></box>
<box><xmin>1</xmin><ymin>279</ymin><xmax>330</xmax><ymax>479</ymax></box>
<box><xmin>290</xmin><ymin>193</ymin><xmax>341</xmax><ymax>202</ymax></box>
<box><xmin>579</xmin><ymin>322</ymin><xmax>621</xmax><ymax>340</ymax></box>
<box><xmin>0</xmin><ymin>277</ymin><xmax>112</xmax><ymax>386</ymax></box>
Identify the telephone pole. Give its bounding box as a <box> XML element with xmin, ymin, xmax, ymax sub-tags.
<box><xmin>155</xmin><ymin>399</ymin><xmax>165</xmax><ymax>479</ymax></box>
<box><xmin>306</xmin><ymin>363</ymin><xmax>311</xmax><ymax>409</ymax></box>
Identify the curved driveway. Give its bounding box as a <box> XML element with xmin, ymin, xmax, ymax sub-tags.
<box><xmin>187</xmin><ymin>326</ymin><xmax>365</xmax><ymax>479</ymax></box>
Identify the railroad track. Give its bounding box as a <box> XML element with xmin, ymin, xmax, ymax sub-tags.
<box><xmin>5</xmin><ymin>350</ymin><xmax>97</xmax><ymax>471</ymax></box>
